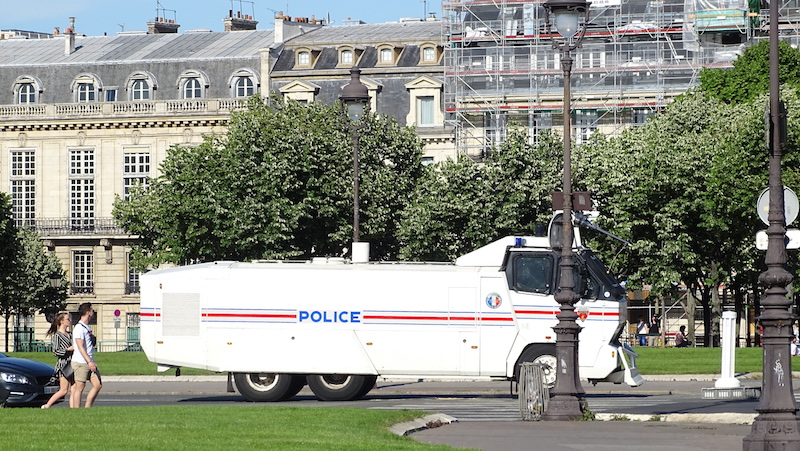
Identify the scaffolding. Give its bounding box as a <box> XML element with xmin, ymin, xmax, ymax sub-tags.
<box><xmin>442</xmin><ymin>0</ymin><xmax>800</xmax><ymax>157</ymax></box>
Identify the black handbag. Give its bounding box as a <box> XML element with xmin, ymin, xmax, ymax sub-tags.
<box><xmin>61</xmin><ymin>363</ymin><xmax>74</xmax><ymax>381</ymax></box>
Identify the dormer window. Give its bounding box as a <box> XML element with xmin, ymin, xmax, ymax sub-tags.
<box><xmin>341</xmin><ymin>49</ymin><xmax>354</xmax><ymax>65</ymax></box>
<box><xmin>126</xmin><ymin>72</ymin><xmax>157</xmax><ymax>101</ymax></box>
<box><xmin>298</xmin><ymin>51</ymin><xmax>311</xmax><ymax>66</ymax></box>
<box><xmin>131</xmin><ymin>80</ymin><xmax>150</xmax><ymax>100</ymax></box>
<box><xmin>380</xmin><ymin>48</ymin><xmax>394</xmax><ymax>64</ymax></box>
<box><xmin>72</xmin><ymin>74</ymin><xmax>103</xmax><ymax>103</ymax></box>
<box><xmin>18</xmin><ymin>83</ymin><xmax>36</xmax><ymax>104</ymax></box>
<box><xmin>14</xmin><ymin>76</ymin><xmax>42</xmax><ymax>104</ymax></box>
<box><xmin>77</xmin><ymin>83</ymin><xmax>96</xmax><ymax>102</ymax></box>
<box><xmin>178</xmin><ymin>70</ymin><xmax>210</xmax><ymax>100</ymax></box>
<box><xmin>229</xmin><ymin>68</ymin><xmax>259</xmax><ymax>98</ymax></box>
<box><xmin>420</xmin><ymin>44</ymin><xmax>440</xmax><ymax>65</ymax></box>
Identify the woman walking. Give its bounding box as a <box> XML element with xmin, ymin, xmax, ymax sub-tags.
<box><xmin>41</xmin><ymin>312</ymin><xmax>74</xmax><ymax>408</ymax></box>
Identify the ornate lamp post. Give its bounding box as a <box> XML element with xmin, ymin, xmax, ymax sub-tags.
<box><xmin>541</xmin><ymin>0</ymin><xmax>590</xmax><ymax>421</ymax></box>
<box><xmin>743</xmin><ymin>2</ymin><xmax>800</xmax><ymax>448</ymax></box>
<box><xmin>339</xmin><ymin>67</ymin><xmax>371</xmax><ymax>261</ymax></box>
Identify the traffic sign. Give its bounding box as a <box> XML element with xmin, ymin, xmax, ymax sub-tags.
<box><xmin>757</xmin><ymin>187</ymin><xmax>799</xmax><ymax>226</ymax></box>
<box><xmin>755</xmin><ymin>229</ymin><xmax>800</xmax><ymax>250</ymax></box>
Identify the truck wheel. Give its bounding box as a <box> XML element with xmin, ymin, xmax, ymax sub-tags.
<box><xmin>515</xmin><ymin>345</ymin><xmax>557</xmax><ymax>388</ymax></box>
<box><xmin>234</xmin><ymin>372</ymin><xmax>303</xmax><ymax>402</ymax></box>
<box><xmin>306</xmin><ymin>374</ymin><xmax>374</xmax><ymax>401</ymax></box>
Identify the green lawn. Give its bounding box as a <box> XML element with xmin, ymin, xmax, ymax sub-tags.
<box><xmin>9</xmin><ymin>347</ymin><xmax>798</xmax><ymax>376</ymax></box>
<box><xmin>633</xmin><ymin>346</ymin><xmax>800</xmax><ymax>374</ymax></box>
<box><xmin>11</xmin><ymin>405</ymin><xmax>467</xmax><ymax>450</ymax></box>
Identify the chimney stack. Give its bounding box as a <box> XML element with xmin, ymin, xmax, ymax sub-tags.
<box><xmin>147</xmin><ymin>16</ymin><xmax>180</xmax><ymax>34</ymax></box>
<box><xmin>223</xmin><ymin>9</ymin><xmax>258</xmax><ymax>31</ymax></box>
<box><xmin>64</xmin><ymin>17</ymin><xmax>76</xmax><ymax>56</ymax></box>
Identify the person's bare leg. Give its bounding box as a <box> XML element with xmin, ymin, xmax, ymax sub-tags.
<box><xmin>84</xmin><ymin>373</ymin><xmax>102</xmax><ymax>407</ymax></box>
<box><xmin>71</xmin><ymin>380</ymin><xmax>85</xmax><ymax>408</ymax></box>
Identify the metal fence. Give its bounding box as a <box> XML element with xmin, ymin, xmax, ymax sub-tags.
<box><xmin>12</xmin><ymin>340</ymin><xmax>142</xmax><ymax>353</ymax></box>
<box><xmin>519</xmin><ymin>362</ymin><xmax>550</xmax><ymax>421</ymax></box>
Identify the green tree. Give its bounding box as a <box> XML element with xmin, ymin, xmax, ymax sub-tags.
<box><xmin>576</xmin><ymin>90</ymin><xmax>800</xmax><ymax>346</ymax></box>
<box><xmin>398</xmin><ymin>156</ymin><xmax>498</xmax><ymax>261</ymax></box>
<box><xmin>398</xmin><ymin>128</ymin><xmax>564</xmax><ymax>261</ymax></box>
<box><xmin>113</xmin><ymin>97</ymin><xmax>425</xmax><ymax>268</ymax></box>
<box><xmin>0</xmin><ymin>195</ymin><xmax>67</xmax><ymax>352</ymax></box>
<box><xmin>700</xmin><ymin>40</ymin><xmax>800</xmax><ymax>104</ymax></box>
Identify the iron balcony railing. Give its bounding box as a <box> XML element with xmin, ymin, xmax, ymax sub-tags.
<box><xmin>15</xmin><ymin>217</ymin><xmax>129</xmax><ymax>236</ymax></box>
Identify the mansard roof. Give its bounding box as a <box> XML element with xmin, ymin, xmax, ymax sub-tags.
<box><xmin>285</xmin><ymin>20</ymin><xmax>443</xmax><ymax>46</ymax></box>
<box><xmin>0</xmin><ymin>29</ymin><xmax>275</xmax><ymax>66</ymax></box>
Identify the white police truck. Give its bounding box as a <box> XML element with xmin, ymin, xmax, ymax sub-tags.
<box><xmin>140</xmin><ymin>230</ymin><xmax>643</xmax><ymax>402</ymax></box>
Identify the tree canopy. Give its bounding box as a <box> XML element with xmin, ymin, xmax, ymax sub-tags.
<box><xmin>699</xmin><ymin>40</ymin><xmax>800</xmax><ymax>104</ymax></box>
<box><xmin>114</xmin><ymin>97</ymin><xmax>425</xmax><ymax>268</ymax></box>
<box><xmin>0</xmin><ymin>194</ymin><xmax>67</xmax><ymax>351</ymax></box>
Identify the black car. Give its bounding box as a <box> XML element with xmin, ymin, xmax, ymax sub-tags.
<box><xmin>0</xmin><ymin>353</ymin><xmax>58</xmax><ymax>407</ymax></box>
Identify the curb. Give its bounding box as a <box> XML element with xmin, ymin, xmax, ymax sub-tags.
<box><xmin>595</xmin><ymin>413</ymin><xmax>757</xmax><ymax>424</ymax></box>
<box><xmin>389</xmin><ymin>414</ymin><xmax>459</xmax><ymax>436</ymax></box>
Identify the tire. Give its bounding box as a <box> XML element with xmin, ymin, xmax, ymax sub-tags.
<box><xmin>306</xmin><ymin>374</ymin><xmax>375</xmax><ymax>401</ymax></box>
<box><xmin>514</xmin><ymin>344</ymin><xmax>557</xmax><ymax>388</ymax></box>
<box><xmin>234</xmin><ymin>372</ymin><xmax>304</xmax><ymax>402</ymax></box>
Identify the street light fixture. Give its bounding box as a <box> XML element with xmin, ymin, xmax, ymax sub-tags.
<box><xmin>743</xmin><ymin>1</ymin><xmax>800</xmax><ymax>447</ymax></box>
<box><xmin>339</xmin><ymin>67</ymin><xmax>371</xmax><ymax>262</ymax></box>
<box><xmin>48</xmin><ymin>271</ymin><xmax>62</xmax><ymax>289</ymax></box>
<box><xmin>541</xmin><ymin>0</ymin><xmax>590</xmax><ymax>422</ymax></box>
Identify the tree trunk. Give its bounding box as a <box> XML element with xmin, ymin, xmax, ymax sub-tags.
<box><xmin>710</xmin><ymin>262</ymin><xmax>722</xmax><ymax>348</ymax></box>
<box><xmin>686</xmin><ymin>288</ymin><xmax>697</xmax><ymax>345</ymax></box>
<box><xmin>3</xmin><ymin>314</ymin><xmax>8</xmax><ymax>353</ymax></box>
<box><xmin>701</xmin><ymin>285</ymin><xmax>712</xmax><ymax>347</ymax></box>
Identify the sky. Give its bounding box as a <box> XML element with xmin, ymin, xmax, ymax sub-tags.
<box><xmin>3</xmin><ymin>0</ymin><xmax>440</xmax><ymax>36</ymax></box>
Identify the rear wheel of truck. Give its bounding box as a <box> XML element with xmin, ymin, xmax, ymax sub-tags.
<box><xmin>306</xmin><ymin>374</ymin><xmax>375</xmax><ymax>401</ymax></box>
<box><xmin>234</xmin><ymin>372</ymin><xmax>304</xmax><ymax>402</ymax></box>
<box><xmin>514</xmin><ymin>344</ymin><xmax>557</xmax><ymax>388</ymax></box>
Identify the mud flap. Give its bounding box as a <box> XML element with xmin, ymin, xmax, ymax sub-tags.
<box><xmin>619</xmin><ymin>343</ymin><xmax>645</xmax><ymax>386</ymax></box>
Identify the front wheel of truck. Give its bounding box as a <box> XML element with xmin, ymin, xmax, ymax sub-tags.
<box><xmin>234</xmin><ymin>372</ymin><xmax>304</xmax><ymax>402</ymax></box>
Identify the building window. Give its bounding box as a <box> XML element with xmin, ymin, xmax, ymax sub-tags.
<box><xmin>14</xmin><ymin>76</ymin><xmax>42</xmax><ymax>104</ymax></box>
<box><xmin>126</xmin><ymin>313</ymin><xmax>141</xmax><ymax>344</ymax></box>
<box><xmin>76</xmin><ymin>83</ymin><xmax>97</xmax><ymax>102</ymax></box>
<box><xmin>105</xmin><ymin>89</ymin><xmax>117</xmax><ymax>102</ymax></box>
<box><xmin>379</xmin><ymin>48</ymin><xmax>394</xmax><ymax>64</ymax></box>
<box><xmin>632</xmin><ymin>108</ymin><xmax>654</xmax><ymax>125</ymax></box>
<box><xmin>17</xmin><ymin>83</ymin><xmax>36</xmax><ymax>104</ymax></box>
<box><xmin>131</xmin><ymin>79</ymin><xmax>150</xmax><ymax>100</ymax></box>
<box><xmin>182</xmin><ymin>78</ymin><xmax>202</xmax><ymax>99</ymax></box>
<box><xmin>422</xmin><ymin>46</ymin><xmax>436</xmax><ymax>63</ymax></box>
<box><xmin>298</xmin><ymin>51</ymin><xmax>310</xmax><ymax>66</ymax></box>
<box><xmin>123</xmin><ymin>152</ymin><xmax>150</xmax><ymax>200</ymax></box>
<box><xmin>126</xmin><ymin>254</ymin><xmax>140</xmax><ymax>295</ymax></box>
<box><xmin>234</xmin><ymin>77</ymin><xmax>254</xmax><ymax>98</ymax></box>
<box><xmin>72</xmin><ymin>251</ymin><xmax>94</xmax><ymax>295</ymax></box>
<box><xmin>341</xmin><ymin>49</ymin><xmax>353</xmax><ymax>65</ymax></box>
<box><xmin>69</xmin><ymin>149</ymin><xmax>94</xmax><ymax>230</ymax></box>
<box><xmin>417</xmin><ymin>96</ymin><xmax>435</xmax><ymax>126</ymax></box>
<box><xmin>10</xmin><ymin>150</ymin><xmax>35</xmax><ymax>227</ymax></box>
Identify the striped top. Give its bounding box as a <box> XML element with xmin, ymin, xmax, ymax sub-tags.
<box><xmin>51</xmin><ymin>331</ymin><xmax>72</xmax><ymax>377</ymax></box>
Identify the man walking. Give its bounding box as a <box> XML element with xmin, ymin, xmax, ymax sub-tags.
<box><xmin>70</xmin><ymin>302</ymin><xmax>102</xmax><ymax>408</ymax></box>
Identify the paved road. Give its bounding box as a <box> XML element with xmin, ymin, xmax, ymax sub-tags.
<box><xmin>53</xmin><ymin>376</ymin><xmax>783</xmax><ymax>450</ymax></box>
<box><xmin>73</xmin><ymin>375</ymin><xmax>768</xmax><ymax>421</ymax></box>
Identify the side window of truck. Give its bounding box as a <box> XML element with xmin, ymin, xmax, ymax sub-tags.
<box><xmin>511</xmin><ymin>254</ymin><xmax>553</xmax><ymax>294</ymax></box>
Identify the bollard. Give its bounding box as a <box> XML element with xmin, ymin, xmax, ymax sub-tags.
<box><xmin>519</xmin><ymin>362</ymin><xmax>550</xmax><ymax>421</ymax></box>
<box><xmin>715</xmin><ymin>310</ymin><xmax>741</xmax><ymax>389</ymax></box>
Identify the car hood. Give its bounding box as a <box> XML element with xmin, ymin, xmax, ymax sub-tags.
<box><xmin>0</xmin><ymin>357</ymin><xmax>54</xmax><ymax>377</ymax></box>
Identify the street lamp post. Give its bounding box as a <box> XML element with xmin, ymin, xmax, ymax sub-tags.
<box><xmin>339</xmin><ymin>67</ymin><xmax>371</xmax><ymax>262</ymax></box>
<box><xmin>541</xmin><ymin>0</ymin><xmax>590</xmax><ymax>421</ymax></box>
<box><xmin>743</xmin><ymin>2</ymin><xmax>800</xmax><ymax>448</ymax></box>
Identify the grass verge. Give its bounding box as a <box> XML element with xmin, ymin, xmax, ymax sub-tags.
<box><xmin>10</xmin><ymin>347</ymin><xmax>800</xmax><ymax>376</ymax></box>
<box><xmin>18</xmin><ymin>405</ymin><xmax>466</xmax><ymax>450</ymax></box>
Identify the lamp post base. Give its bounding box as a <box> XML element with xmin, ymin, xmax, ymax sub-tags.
<box><xmin>743</xmin><ymin>413</ymin><xmax>800</xmax><ymax>450</ymax></box>
<box><xmin>540</xmin><ymin>394</ymin><xmax>583</xmax><ymax>421</ymax></box>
